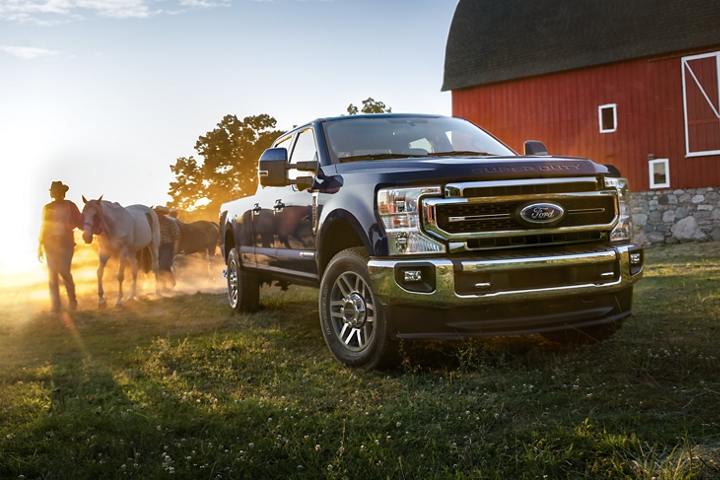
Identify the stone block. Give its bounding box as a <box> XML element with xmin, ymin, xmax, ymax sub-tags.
<box><xmin>646</xmin><ymin>231</ymin><xmax>666</xmax><ymax>243</ymax></box>
<box><xmin>662</xmin><ymin>210</ymin><xmax>675</xmax><ymax>223</ymax></box>
<box><xmin>672</xmin><ymin>216</ymin><xmax>707</xmax><ymax>241</ymax></box>
<box><xmin>632</xmin><ymin>213</ymin><xmax>648</xmax><ymax>226</ymax></box>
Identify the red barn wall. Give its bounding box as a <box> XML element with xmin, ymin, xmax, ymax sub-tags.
<box><xmin>451</xmin><ymin>55</ymin><xmax>720</xmax><ymax>192</ymax></box>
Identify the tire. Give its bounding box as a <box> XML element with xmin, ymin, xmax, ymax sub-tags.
<box><xmin>540</xmin><ymin>320</ymin><xmax>623</xmax><ymax>345</ymax></box>
<box><xmin>319</xmin><ymin>247</ymin><xmax>398</xmax><ymax>369</ymax></box>
<box><xmin>226</xmin><ymin>247</ymin><xmax>259</xmax><ymax>313</ymax></box>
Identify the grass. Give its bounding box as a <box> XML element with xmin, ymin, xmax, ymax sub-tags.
<box><xmin>0</xmin><ymin>241</ymin><xmax>719</xmax><ymax>479</ymax></box>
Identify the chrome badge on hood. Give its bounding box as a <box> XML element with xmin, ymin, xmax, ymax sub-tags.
<box><xmin>519</xmin><ymin>203</ymin><xmax>565</xmax><ymax>225</ymax></box>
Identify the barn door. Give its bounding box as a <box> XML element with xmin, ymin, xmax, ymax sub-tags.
<box><xmin>682</xmin><ymin>51</ymin><xmax>720</xmax><ymax>157</ymax></box>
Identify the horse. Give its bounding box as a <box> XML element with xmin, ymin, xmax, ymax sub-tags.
<box><xmin>81</xmin><ymin>196</ymin><xmax>161</xmax><ymax>307</ymax></box>
<box><xmin>175</xmin><ymin>220</ymin><xmax>220</xmax><ymax>258</ymax></box>
<box><xmin>172</xmin><ymin>219</ymin><xmax>220</xmax><ymax>279</ymax></box>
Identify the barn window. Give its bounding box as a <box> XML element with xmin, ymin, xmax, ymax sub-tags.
<box><xmin>682</xmin><ymin>51</ymin><xmax>720</xmax><ymax>157</ymax></box>
<box><xmin>649</xmin><ymin>158</ymin><xmax>670</xmax><ymax>189</ymax></box>
<box><xmin>598</xmin><ymin>104</ymin><xmax>617</xmax><ymax>133</ymax></box>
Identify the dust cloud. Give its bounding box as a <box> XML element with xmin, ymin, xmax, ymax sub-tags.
<box><xmin>0</xmin><ymin>235</ymin><xmax>227</xmax><ymax>323</ymax></box>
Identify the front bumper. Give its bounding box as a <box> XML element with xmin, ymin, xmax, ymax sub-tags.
<box><xmin>368</xmin><ymin>244</ymin><xmax>643</xmax><ymax>338</ymax></box>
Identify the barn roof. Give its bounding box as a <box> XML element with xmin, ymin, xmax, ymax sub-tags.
<box><xmin>442</xmin><ymin>0</ymin><xmax>720</xmax><ymax>91</ymax></box>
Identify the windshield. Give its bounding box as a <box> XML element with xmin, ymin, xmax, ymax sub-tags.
<box><xmin>322</xmin><ymin>115</ymin><xmax>516</xmax><ymax>164</ymax></box>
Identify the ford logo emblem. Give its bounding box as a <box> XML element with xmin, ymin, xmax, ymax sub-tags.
<box><xmin>519</xmin><ymin>203</ymin><xmax>565</xmax><ymax>225</ymax></box>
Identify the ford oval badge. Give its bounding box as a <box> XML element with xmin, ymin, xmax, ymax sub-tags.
<box><xmin>519</xmin><ymin>203</ymin><xmax>565</xmax><ymax>225</ymax></box>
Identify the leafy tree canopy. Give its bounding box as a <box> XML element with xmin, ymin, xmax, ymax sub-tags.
<box><xmin>347</xmin><ymin>97</ymin><xmax>392</xmax><ymax>115</ymax></box>
<box><xmin>167</xmin><ymin>114</ymin><xmax>283</xmax><ymax>220</ymax></box>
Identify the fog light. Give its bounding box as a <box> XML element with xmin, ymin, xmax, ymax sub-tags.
<box><xmin>394</xmin><ymin>263</ymin><xmax>436</xmax><ymax>293</ymax></box>
<box><xmin>403</xmin><ymin>270</ymin><xmax>422</xmax><ymax>282</ymax></box>
<box><xmin>629</xmin><ymin>248</ymin><xmax>644</xmax><ymax>276</ymax></box>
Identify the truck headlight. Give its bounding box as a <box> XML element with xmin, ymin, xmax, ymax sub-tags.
<box><xmin>378</xmin><ymin>186</ymin><xmax>446</xmax><ymax>255</ymax></box>
<box><xmin>604</xmin><ymin>177</ymin><xmax>632</xmax><ymax>243</ymax></box>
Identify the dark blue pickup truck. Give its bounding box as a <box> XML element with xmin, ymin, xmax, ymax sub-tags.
<box><xmin>219</xmin><ymin>114</ymin><xmax>643</xmax><ymax>369</ymax></box>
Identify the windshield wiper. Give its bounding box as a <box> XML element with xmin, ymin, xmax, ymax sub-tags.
<box><xmin>427</xmin><ymin>150</ymin><xmax>497</xmax><ymax>157</ymax></box>
<box><xmin>340</xmin><ymin>153</ymin><xmax>413</xmax><ymax>162</ymax></box>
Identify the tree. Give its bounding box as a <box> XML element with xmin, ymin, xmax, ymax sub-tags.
<box><xmin>167</xmin><ymin>114</ymin><xmax>283</xmax><ymax>220</ymax></box>
<box><xmin>347</xmin><ymin>97</ymin><xmax>392</xmax><ymax>115</ymax></box>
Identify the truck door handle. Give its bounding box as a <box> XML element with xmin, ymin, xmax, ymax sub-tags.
<box><xmin>274</xmin><ymin>199</ymin><xmax>285</xmax><ymax>212</ymax></box>
<box><xmin>252</xmin><ymin>203</ymin><xmax>261</xmax><ymax>216</ymax></box>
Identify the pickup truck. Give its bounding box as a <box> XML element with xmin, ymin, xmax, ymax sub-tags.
<box><xmin>219</xmin><ymin>114</ymin><xmax>643</xmax><ymax>369</ymax></box>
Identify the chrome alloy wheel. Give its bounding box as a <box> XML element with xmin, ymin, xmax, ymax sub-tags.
<box><xmin>227</xmin><ymin>256</ymin><xmax>239</xmax><ymax>308</ymax></box>
<box><xmin>329</xmin><ymin>271</ymin><xmax>376</xmax><ymax>352</ymax></box>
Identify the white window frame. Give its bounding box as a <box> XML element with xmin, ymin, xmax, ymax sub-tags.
<box><xmin>598</xmin><ymin>104</ymin><xmax>617</xmax><ymax>133</ymax></box>
<box><xmin>649</xmin><ymin>158</ymin><xmax>670</xmax><ymax>189</ymax></box>
<box><xmin>681</xmin><ymin>51</ymin><xmax>720</xmax><ymax>157</ymax></box>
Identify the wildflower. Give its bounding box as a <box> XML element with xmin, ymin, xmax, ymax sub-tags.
<box><xmin>315</xmin><ymin>445</ymin><xmax>321</xmax><ymax>451</ymax></box>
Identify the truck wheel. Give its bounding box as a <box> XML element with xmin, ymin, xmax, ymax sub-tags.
<box><xmin>319</xmin><ymin>247</ymin><xmax>398</xmax><ymax>369</ymax></box>
<box><xmin>227</xmin><ymin>247</ymin><xmax>259</xmax><ymax>313</ymax></box>
<box><xmin>541</xmin><ymin>320</ymin><xmax>623</xmax><ymax>344</ymax></box>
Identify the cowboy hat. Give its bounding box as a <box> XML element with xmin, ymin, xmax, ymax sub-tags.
<box><xmin>49</xmin><ymin>181</ymin><xmax>69</xmax><ymax>194</ymax></box>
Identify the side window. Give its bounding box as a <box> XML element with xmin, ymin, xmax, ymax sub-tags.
<box><xmin>598</xmin><ymin>104</ymin><xmax>617</xmax><ymax>133</ymax></box>
<box><xmin>288</xmin><ymin>129</ymin><xmax>317</xmax><ymax>182</ymax></box>
<box><xmin>275</xmin><ymin>135</ymin><xmax>292</xmax><ymax>152</ymax></box>
<box><xmin>649</xmin><ymin>158</ymin><xmax>670</xmax><ymax>189</ymax></box>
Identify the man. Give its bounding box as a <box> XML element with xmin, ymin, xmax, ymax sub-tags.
<box><xmin>38</xmin><ymin>181</ymin><xmax>83</xmax><ymax>313</ymax></box>
<box><xmin>154</xmin><ymin>205</ymin><xmax>180</xmax><ymax>290</ymax></box>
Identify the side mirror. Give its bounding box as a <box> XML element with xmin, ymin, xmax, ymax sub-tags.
<box><xmin>524</xmin><ymin>140</ymin><xmax>548</xmax><ymax>156</ymax></box>
<box><xmin>258</xmin><ymin>148</ymin><xmax>288</xmax><ymax>187</ymax></box>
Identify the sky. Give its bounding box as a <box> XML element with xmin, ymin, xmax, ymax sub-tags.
<box><xmin>0</xmin><ymin>0</ymin><xmax>458</xmax><ymax>273</ymax></box>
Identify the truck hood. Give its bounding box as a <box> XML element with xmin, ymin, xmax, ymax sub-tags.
<box><xmin>333</xmin><ymin>155</ymin><xmax>611</xmax><ymax>186</ymax></box>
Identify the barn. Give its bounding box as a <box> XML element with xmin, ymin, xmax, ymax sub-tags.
<box><xmin>442</xmin><ymin>0</ymin><xmax>720</xmax><ymax>244</ymax></box>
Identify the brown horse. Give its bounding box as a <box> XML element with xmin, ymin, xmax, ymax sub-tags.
<box><xmin>175</xmin><ymin>220</ymin><xmax>220</xmax><ymax>257</ymax></box>
<box><xmin>81</xmin><ymin>197</ymin><xmax>160</xmax><ymax>307</ymax></box>
<box><xmin>172</xmin><ymin>219</ymin><xmax>220</xmax><ymax>279</ymax></box>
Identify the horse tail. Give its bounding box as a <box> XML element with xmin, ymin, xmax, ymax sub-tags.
<box><xmin>211</xmin><ymin>221</ymin><xmax>221</xmax><ymax>255</ymax></box>
<box><xmin>142</xmin><ymin>211</ymin><xmax>158</xmax><ymax>273</ymax></box>
<box><xmin>137</xmin><ymin>247</ymin><xmax>152</xmax><ymax>274</ymax></box>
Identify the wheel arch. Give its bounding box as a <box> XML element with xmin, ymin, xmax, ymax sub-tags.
<box><xmin>317</xmin><ymin>214</ymin><xmax>371</xmax><ymax>278</ymax></box>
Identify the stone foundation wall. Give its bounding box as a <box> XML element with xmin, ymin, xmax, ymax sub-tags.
<box><xmin>630</xmin><ymin>187</ymin><xmax>720</xmax><ymax>245</ymax></box>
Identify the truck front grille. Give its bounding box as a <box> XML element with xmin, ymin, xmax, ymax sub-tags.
<box><xmin>436</xmin><ymin>195</ymin><xmax>616</xmax><ymax>233</ymax></box>
<box><xmin>423</xmin><ymin>177</ymin><xmax>617</xmax><ymax>251</ymax></box>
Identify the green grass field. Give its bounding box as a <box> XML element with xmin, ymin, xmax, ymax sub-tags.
<box><xmin>1</xmin><ymin>242</ymin><xmax>719</xmax><ymax>479</ymax></box>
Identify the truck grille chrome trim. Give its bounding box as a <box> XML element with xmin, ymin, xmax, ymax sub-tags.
<box><xmin>460</xmin><ymin>249</ymin><xmax>617</xmax><ymax>272</ymax></box>
<box><xmin>424</xmin><ymin>179</ymin><xmax>618</xmax><ymax>250</ymax></box>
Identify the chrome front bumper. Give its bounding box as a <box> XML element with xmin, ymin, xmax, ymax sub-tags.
<box><xmin>368</xmin><ymin>244</ymin><xmax>643</xmax><ymax>308</ymax></box>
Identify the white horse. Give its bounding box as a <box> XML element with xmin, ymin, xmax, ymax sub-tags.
<box><xmin>81</xmin><ymin>196</ymin><xmax>161</xmax><ymax>307</ymax></box>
